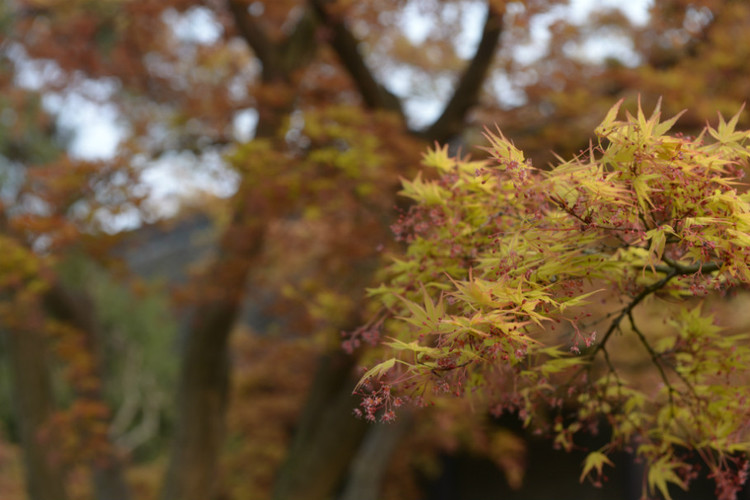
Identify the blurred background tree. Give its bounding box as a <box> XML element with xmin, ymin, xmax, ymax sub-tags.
<box><xmin>1</xmin><ymin>1</ymin><xmax>750</xmax><ymax>499</ymax></box>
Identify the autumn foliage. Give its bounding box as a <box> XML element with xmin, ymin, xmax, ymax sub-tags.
<box><xmin>6</xmin><ymin>1</ymin><xmax>750</xmax><ymax>500</ymax></box>
<box><xmin>357</xmin><ymin>102</ymin><xmax>750</xmax><ymax>500</ymax></box>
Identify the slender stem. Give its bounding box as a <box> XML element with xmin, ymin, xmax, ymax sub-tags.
<box><xmin>591</xmin><ymin>267</ymin><xmax>678</xmax><ymax>359</ymax></box>
<box><xmin>628</xmin><ymin>311</ymin><xmax>675</xmax><ymax>411</ymax></box>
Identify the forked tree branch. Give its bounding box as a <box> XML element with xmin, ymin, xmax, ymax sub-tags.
<box><xmin>309</xmin><ymin>0</ymin><xmax>405</xmax><ymax>118</ymax></box>
<box><xmin>589</xmin><ymin>258</ymin><xmax>722</xmax><ymax>369</ymax></box>
<box><xmin>591</xmin><ymin>267</ymin><xmax>679</xmax><ymax>360</ymax></box>
<box><xmin>227</xmin><ymin>0</ymin><xmax>317</xmax><ymax>81</ymax></box>
<box><xmin>423</xmin><ymin>3</ymin><xmax>504</xmax><ymax>143</ymax></box>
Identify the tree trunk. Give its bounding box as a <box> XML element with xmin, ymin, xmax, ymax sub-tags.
<box><xmin>3</xmin><ymin>326</ymin><xmax>69</xmax><ymax>500</ymax></box>
<box><xmin>158</xmin><ymin>5</ymin><xmax>315</xmax><ymax>494</ymax></box>
<box><xmin>160</xmin><ymin>205</ymin><xmax>265</xmax><ymax>500</ymax></box>
<box><xmin>92</xmin><ymin>462</ymin><xmax>132</xmax><ymax>500</ymax></box>
<box><xmin>159</xmin><ymin>317</ymin><xmax>232</xmax><ymax>500</ymax></box>
<box><xmin>268</xmin><ymin>4</ymin><xmax>505</xmax><ymax>498</ymax></box>
<box><xmin>271</xmin><ymin>349</ymin><xmax>369</xmax><ymax>500</ymax></box>
<box><xmin>42</xmin><ymin>283</ymin><xmax>132</xmax><ymax>500</ymax></box>
<box><xmin>338</xmin><ymin>412</ymin><xmax>413</xmax><ymax>500</ymax></box>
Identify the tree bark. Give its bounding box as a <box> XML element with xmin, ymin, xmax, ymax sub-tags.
<box><xmin>91</xmin><ymin>464</ymin><xmax>132</xmax><ymax>500</ymax></box>
<box><xmin>3</xmin><ymin>326</ymin><xmax>69</xmax><ymax>500</ymax></box>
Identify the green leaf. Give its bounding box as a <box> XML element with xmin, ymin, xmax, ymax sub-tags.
<box><xmin>645</xmin><ymin>225</ymin><xmax>675</xmax><ymax>269</ymax></box>
<box><xmin>395</xmin><ymin>287</ymin><xmax>445</xmax><ymax>334</ymax></box>
<box><xmin>385</xmin><ymin>338</ymin><xmax>441</xmax><ymax>359</ymax></box>
<box><xmin>709</xmin><ymin>104</ymin><xmax>749</xmax><ymax>144</ymax></box>
<box><xmin>632</xmin><ymin>174</ymin><xmax>659</xmax><ymax>211</ymax></box>
<box><xmin>354</xmin><ymin>358</ymin><xmax>398</xmax><ymax>391</ymax></box>
<box><xmin>647</xmin><ymin>458</ymin><xmax>688</xmax><ymax>500</ymax></box>
<box><xmin>421</xmin><ymin>143</ymin><xmax>455</xmax><ymax>172</ymax></box>
<box><xmin>595</xmin><ymin>99</ymin><xmax>624</xmax><ymax>137</ymax></box>
<box><xmin>579</xmin><ymin>451</ymin><xmax>614</xmax><ymax>483</ymax></box>
<box><xmin>653</xmin><ymin>109</ymin><xmax>687</xmax><ymax>137</ymax></box>
<box><xmin>541</xmin><ymin>356</ymin><xmax>587</xmax><ymax>376</ymax></box>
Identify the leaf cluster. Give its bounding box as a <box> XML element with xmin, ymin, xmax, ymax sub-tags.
<box><xmin>361</xmin><ymin>101</ymin><xmax>750</xmax><ymax>499</ymax></box>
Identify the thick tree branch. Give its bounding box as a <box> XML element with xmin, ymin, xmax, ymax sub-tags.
<box><xmin>309</xmin><ymin>0</ymin><xmax>404</xmax><ymax>118</ymax></box>
<box><xmin>423</xmin><ymin>3</ymin><xmax>504</xmax><ymax>143</ymax></box>
<box><xmin>2</xmin><ymin>323</ymin><xmax>70</xmax><ymax>500</ymax></box>
<box><xmin>280</xmin><ymin>8</ymin><xmax>318</xmax><ymax>74</ymax></box>
<box><xmin>228</xmin><ymin>0</ymin><xmax>318</xmax><ymax>81</ymax></box>
<box><xmin>659</xmin><ymin>257</ymin><xmax>721</xmax><ymax>275</ymax></box>
<box><xmin>163</xmin><ymin>6</ymin><xmax>319</xmax><ymax>499</ymax></box>
<box><xmin>271</xmin><ymin>349</ymin><xmax>369</xmax><ymax>500</ymax></box>
<box><xmin>226</xmin><ymin>0</ymin><xmax>283</xmax><ymax>80</ymax></box>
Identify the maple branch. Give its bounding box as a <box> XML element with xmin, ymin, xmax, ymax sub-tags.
<box><xmin>659</xmin><ymin>257</ymin><xmax>721</xmax><ymax>275</ymax></box>
<box><xmin>600</xmin><ymin>344</ymin><xmax>618</xmax><ymax>377</ymax></box>
<box><xmin>593</xmin><ymin>256</ymin><xmax>722</xmax><ymax>359</ymax></box>
<box><xmin>422</xmin><ymin>3</ymin><xmax>504</xmax><ymax>143</ymax></box>
<box><xmin>309</xmin><ymin>0</ymin><xmax>404</xmax><ymax>118</ymax></box>
<box><xmin>591</xmin><ymin>267</ymin><xmax>678</xmax><ymax>360</ymax></box>
<box><xmin>628</xmin><ymin>311</ymin><xmax>676</xmax><ymax>407</ymax></box>
<box><xmin>628</xmin><ymin>312</ymin><xmax>703</xmax><ymax>417</ymax></box>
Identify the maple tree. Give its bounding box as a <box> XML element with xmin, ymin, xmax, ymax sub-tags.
<box><xmin>356</xmin><ymin>101</ymin><xmax>750</xmax><ymax>500</ymax></box>
<box><xmin>2</xmin><ymin>1</ymin><xmax>750</xmax><ymax>500</ymax></box>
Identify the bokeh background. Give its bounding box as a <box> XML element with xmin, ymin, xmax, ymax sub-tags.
<box><xmin>2</xmin><ymin>1</ymin><xmax>750</xmax><ymax>499</ymax></box>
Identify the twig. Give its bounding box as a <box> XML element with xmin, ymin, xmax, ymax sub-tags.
<box><xmin>628</xmin><ymin>311</ymin><xmax>676</xmax><ymax>411</ymax></box>
<box><xmin>590</xmin><ymin>267</ymin><xmax>678</xmax><ymax>359</ymax></box>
